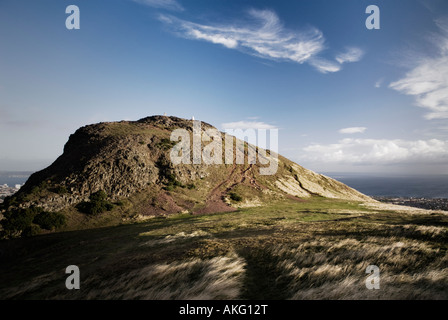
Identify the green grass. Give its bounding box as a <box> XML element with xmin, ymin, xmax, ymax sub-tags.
<box><xmin>155</xmin><ymin>138</ymin><xmax>177</xmax><ymax>150</ymax></box>
<box><xmin>99</xmin><ymin>122</ymin><xmax>164</xmax><ymax>138</ymax></box>
<box><xmin>0</xmin><ymin>197</ymin><xmax>447</xmax><ymax>299</ymax></box>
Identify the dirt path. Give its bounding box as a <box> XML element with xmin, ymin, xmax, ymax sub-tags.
<box><xmin>193</xmin><ymin>163</ymin><xmax>270</xmax><ymax>215</ymax></box>
<box><xmin>193</xmin><ymin>164</ymin><xmax>240</xmax><ymax>215</ymax></box>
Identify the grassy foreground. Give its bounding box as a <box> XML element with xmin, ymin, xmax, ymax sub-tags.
<box><xmin>0</xmin><ymin>197</ymin><xmax>447</xmax><ymax>299</ymax></box>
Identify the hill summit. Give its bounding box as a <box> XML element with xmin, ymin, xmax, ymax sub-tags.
<box><xmin>0</xmin><ymin>115</ymin><xmax>372</xmax><ymax>236</ymax></box>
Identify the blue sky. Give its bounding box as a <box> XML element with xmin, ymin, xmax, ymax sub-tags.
<box><xmin>1</xmin><ymin>0</ymin><xmax>448</xmax><ymax>174</ymax></box>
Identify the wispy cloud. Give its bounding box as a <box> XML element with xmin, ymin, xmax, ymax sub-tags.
<box><xmin>303</xmin><ymin>138</ymin><xmax>448</xmax><ymax>165</ymax></box>
<box><xmin>308</xmin><ymin>58</ymin><xmax>341</xmax><ymax>74</ymax></box>
<box><xmin>221</xmin><ymin>120</ymin><xmax>277</xmax><ymax>130</ymax></box>
<box><xmin>335</xmin><ymin>47</ymin><xmax>364</xmax><ymax>64</ymax></box>
<box><xmin>339</xmin><ymin>127</ymin><xmax>367</xmax><ymax>134</ymax></box>
<box><xmin>133</xmin><ymin>0</ymin><xmax>184</xmax><ymax>11</ymax></box>
<box><xmin>375</xmin><ymin>78</ymin><xmax>383</xmax><ymax>88</ymax></box>
<box><xmin>389</xmin><ymin>18</ymin><xmax>448</xmax><ymax>120</ymax></box>
<box><xmin>159</xmin><ymin>9</ymin><xmax>363</xmax><ymax>73</ymax></box>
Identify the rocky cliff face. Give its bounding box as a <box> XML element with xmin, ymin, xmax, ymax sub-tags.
<box><xmin>1</xmin><ymin>116</ymin><xmax>372</xmax><ymax>217</ymax></box>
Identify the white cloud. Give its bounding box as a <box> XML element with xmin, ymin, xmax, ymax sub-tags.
<box><xmin>375</xmin><ymin>78</ymin><xmax>383</xmax><ymax>88</ymax></box>
<box><xmin>339</xmin><ymin>127</ymin><xmax>367</xmax><ymax>134</ymax></box>
<box><xmin>302</xmin><ymin>138</ymin><xmax>448</xmax><ymax>165</ymax></box>
<box><xmin>189</xmin><ymin>29</ymin><xmax>238</xmax><ymax>48</ymax></box>
<box><xmin>335</xmin><ymin>47</ymin><xmax>364</xmax><ymax>64</ymax></box>
<box><xmin>159</xmin><ymin>9</ymin><xmax>363</xmax><ymax>73</ymax></box>
<box><xmin>221</xmin><ymin>120</ymin><xmax>277</xmax><ymax>130</ymax></box>
<box><xmin>389</xmin><ymin>19</ymin><xmax>448</xmax><ymax>120</ymax></box>
<box><xmin>308</xmin><ymin>58</ymin><xmax>341</xmax><ymax>74</ymax></box>
<box><xmin>133</xmin><ymin>0</ymin><xmax>183</xmax><ymax>11</ymax></box>
<box><xmin>160</xmin><ymin>9</ymin><xmax>323</xmax><ymax>64</ymax></box>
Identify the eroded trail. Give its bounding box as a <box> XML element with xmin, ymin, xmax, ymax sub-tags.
<box><xmin>193</xmin><ymin>164</ymin><xmax>259</xmax><ymax>215</ymax></box>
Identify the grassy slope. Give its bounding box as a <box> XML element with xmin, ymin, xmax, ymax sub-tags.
<box><xmin>0</xmin><ymin>197</ymin><xmax>447</xmax><ymax>300</ymax></box>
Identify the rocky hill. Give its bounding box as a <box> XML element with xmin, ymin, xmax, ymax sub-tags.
<box><xmin>0</xmin><ymin>116</ymin><xmax>372</xmax><ymax>236</ymax></box>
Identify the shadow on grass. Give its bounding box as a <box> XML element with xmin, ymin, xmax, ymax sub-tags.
<box><xmin>238</xmin><ymin>247</ymin><xmax>294</xmax><ymax>300</ymax></box>
<box><xmin>0</xmin><ymin>214</ymin><xmax>206</xmax><ymax>291</ymax></box>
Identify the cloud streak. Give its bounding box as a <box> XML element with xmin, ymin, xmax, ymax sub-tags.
<box><xmin>303</xmin><ymin>138</ymin><xmax>448</xmax><ymax>165</ymax></box>
<box><xmin>221</xmin><ymin>120</ymin><xmax>277</xmax><ymax>130</ymax></box>
<box><xmin>389</xmin><ymin>18</ymin><xmax>448</xmax><ymax>120</ymax></box>
<box><xmin>133</xmin><ymin>0</ymin><xmax>184</xmax><ymax>11</ymax></box>
<box><xmin>339</xmin><ymin>127</ymin><xmax>367</xmax><ymax>134</ymax></box>
<box><xmin>375</xmin><ymin>79</ymin><xmax>383</xmax><ymax>88</ymax></box>
<box><xmin>335</xmin><ymin>47</ymin><xmax>364</xmax><ymax>64</ymax></box>
<box><xmin>159</xmin><ymin>9</ymin><xmax>363</xmax><ymax>73</ymax></box>
<box><xmin>308</xmin><ymin>58</ymin><xmax>341</xmax><ymax>73</ymax></box>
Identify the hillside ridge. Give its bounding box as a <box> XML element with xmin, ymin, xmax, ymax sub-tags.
<box><xmin>0</xmin><ymin>115</ymin><xmax>373</xmax><ymax>236</ymax></box>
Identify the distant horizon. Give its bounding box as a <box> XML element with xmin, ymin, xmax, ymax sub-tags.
<box><xmin>2</xmin><ymin>169</ymin><xmax>448</xmax><ymax>200</ymax></box>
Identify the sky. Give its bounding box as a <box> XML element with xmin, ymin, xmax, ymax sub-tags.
<box><xmin>1</xmin><ymin>0</ymin><xmax>448</xmax><ymax>174</ymax></box>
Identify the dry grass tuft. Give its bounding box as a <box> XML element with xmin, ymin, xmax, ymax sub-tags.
<box><xmin>139</xmin><ymin>230</ymin><xmax>210</xmax><ymax>247</ymax></box>
<box><xmin>272</xmin><ymin>236</ymin><xmax>448</xmax><ymax>299</ymax></box>
<box><xmin>69</xmin><ymin>253</ymin><xmax>246</xmax><ymax>299</ymax></box>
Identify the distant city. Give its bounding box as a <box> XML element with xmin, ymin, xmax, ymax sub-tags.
<box><xmin>373</xmin><ymin>196</ymin><xmax>448</xmax><ymax>212</ymax></box>
<box><xmin>0</xmin><ymin>171</ymin><xmax>31</xmax><ymax>203</ymax></box>
<box><xmin>0</xmin><ymin>184</ymin><xmax>22</xmax><ymax>203</ymax></box>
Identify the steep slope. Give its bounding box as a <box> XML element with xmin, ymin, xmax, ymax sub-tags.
<box><xmin>0</xmin><ymin>116</ymin><xmax>372</xmax><ymax>234</ymax></box>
